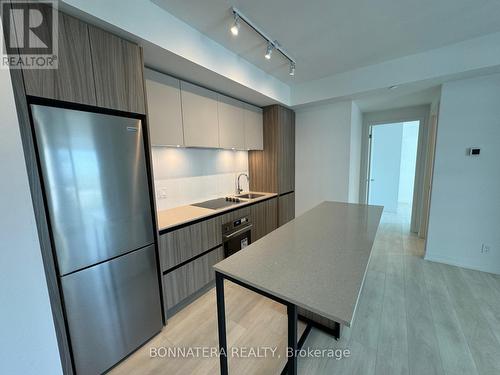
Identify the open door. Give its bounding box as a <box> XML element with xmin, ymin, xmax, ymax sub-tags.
<box><xmin>367</xmin><ymin>122</ymin><xmax>420</xmax><ymax>217</ymax></box>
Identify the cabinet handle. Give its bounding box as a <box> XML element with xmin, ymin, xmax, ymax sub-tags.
<box><xmin>223</xmin><ymin>224</ymin><xmax>253</xmax><ymax>240</ymax></box>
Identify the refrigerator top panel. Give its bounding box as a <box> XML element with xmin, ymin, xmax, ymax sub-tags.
<box><xmin>31</xmin><ymin>105</ymin><xmax>154</xmax><ymax>275</ymax></box>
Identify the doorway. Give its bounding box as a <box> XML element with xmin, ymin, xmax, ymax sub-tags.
<box><xmin>368</xmin><ymin>121</ymin><xmax>420</xmax><ymax>219</ymax></box>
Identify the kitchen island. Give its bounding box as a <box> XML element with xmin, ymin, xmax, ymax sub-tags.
<box><xmin>213</xmin><ymin>201</ymin><xmax>383</xmax><ymax>375</ymax></box>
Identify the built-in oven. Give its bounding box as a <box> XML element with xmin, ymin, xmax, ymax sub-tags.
<box><xmin>222</xmin><ymin>215</ymin><xmax>252</xmax><ymax>258</ymax></box>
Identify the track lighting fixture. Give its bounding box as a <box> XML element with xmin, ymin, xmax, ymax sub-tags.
<box><xmin>230</xmin><ymin>14</ymin><xmax>240</xmax><ymax>36</ymax></box>
<box><xmin>230</xmin><ymin>8</ymin><xmax>296</xmax><ymax>74</ymax></box>
<box><xmin>265</xmin><ymin>42</ymin><xmax>273</xmax><ymax>60</ymax></box>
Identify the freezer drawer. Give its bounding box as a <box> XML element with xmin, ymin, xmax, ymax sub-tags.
<box><xmin>31</xmin><ymin>105</ymin><xmax>154</xmax><ymax>275</ymax></box>
<box><xmin>61</xmin><ymin>245</ymin><xmax>162</xmax><ymax>375</ymax></box>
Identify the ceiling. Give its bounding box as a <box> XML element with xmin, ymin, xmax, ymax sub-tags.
<box><xmin>152</xmin><ymin>0</ymin><xmax>500</xmax><ymax>84</ymax></box>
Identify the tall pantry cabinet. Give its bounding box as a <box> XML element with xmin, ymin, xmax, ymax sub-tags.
<box><xmin>249</xmin><ymin>105</ymin><xmax>295</xmax><ymax>226</ymax></box>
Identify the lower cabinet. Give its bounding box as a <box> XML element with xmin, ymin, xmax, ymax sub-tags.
<box><xmin>160</xmin><ymin>197</ymin><xmax>280</xmax><ymax>318</ymax></box>
<box><xmin>251</xmin><ymin>197</ymin><xmax>277</xmax><ymax>241</ymax></box>
<box><xmin>159</xmin><ymin>215</ymin><xmax>221</xmax><ymax>272</ymax></box>
<box><xmin>163</xmin><ymin>246</ymin><xmax>224</xmax><ymax>313</ymax></box>
<box><xmin>278</xmin><ymin>192</ymin><xmax>295</xmax><ymax>226</ymax></box>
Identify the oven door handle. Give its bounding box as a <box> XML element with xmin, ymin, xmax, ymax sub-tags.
<box><xmin>223</xmin><ymin>224</ymin><xmax>252</xmax><ymax>240</ymax></box>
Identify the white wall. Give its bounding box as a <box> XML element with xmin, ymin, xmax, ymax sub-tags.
<box><xmin>152</xmin><ymin>147</ymin><xmax>248</xmax><ymax>210</ymax></box>
<box><xmin>349</xmin><ymin>102</ymin><xmax>362</xmax><ymax>203</ymax></box>
<box><xmin>426</xmin><ymin>73</ymin><xmax>500</xmax><ymax>275</ymax></box>
<box><xmin>295</xmin><ymin>100</ymin><xmax>361</xmax><ymax>216</ymax></box>
<box><xmin>0</xmin><ymin>47</ymin><xmax>62</xmax><ymax>374</ymax></box>
<box><xmin>398</xmin><ymin>122</ymin><xmax>419</xmax><ymax>204</ymax></box>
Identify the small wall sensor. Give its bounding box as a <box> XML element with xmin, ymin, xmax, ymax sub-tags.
<box><xmin>467</xmin><ymin>147</ymin><xmax>481</xmax><ymax>156</ymax></box>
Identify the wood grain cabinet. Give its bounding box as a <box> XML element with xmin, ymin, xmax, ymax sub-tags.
<box><xmin>278</xmin><ymin>192</ymin><xmax>295</xmax><ymax>226</ymax></box>
<box><xmin>244</xmin><ymin>104</ymin><xmax>264</xmax><ymax>150</ymax></box>
<box><xmin>218</xmin><ymin>94</ymin><xmax>245</xmax><ymax>150</ymax></box>
<box><xmin>88</xmin><ymin>26</ymin><xmax>146</xmax><ymax>114</ymax></box>
<box><xmin>278</xmin><ymin>108</ymin><xmax>295</xmax><ymax>195</ymax></box>
<box><xmin>145</xmin><ymin>69</ymin><xmax>184</xmax><ymax>146</ymax></box>
<box><xmin>180</xmin><ymin>81</ymin><xmax>220</xmax><ymax>148</ymax></box>
<box><xmin>19</xmin><ymin>9</ymin><xmax>97</xmax><ymax>106</ymax></box>
<box><xmin>220</xmin><ymin>206</ymin><xmax>250</xmax><ymax>225</ymax></box>
<box><xmin>251</xmin><ymin>198</ymin><xmax>278</xmax><ymax>242</ymax></box>
<box><xmin>159</xmin><ymin>216</ymin><xmax>222</xmax><ymax>272</ymax></box>
<box><xmin>249</xmin><ymin>105</ymin><xmax>295</xmax><ymax>194</ymax></box>
<box><xmin>163</xmin><ymin>247</ymin><xmax>224</xmax><ymax>312</ymax></box>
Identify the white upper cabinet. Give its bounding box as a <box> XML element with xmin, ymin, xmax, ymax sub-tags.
<box><xmin>244</xmin><ymin>104</ymin><xmax>264</xmax><ymax>150</ymax></box>
<box><xmin>180</xmin><ymin>81</ymin><xmax>219</xmax><ymax>148</ymax></box>
<box><xmin>145</xmin><ymin>69</ymin><xmax>184</xmax><ymax>146</ymax></box>
<box><xmin>218</xmin><ymin>94</ymin><xmax>245</xmax><ymax>150</ymax></box>
<box><xmin>144</xmin><ymin>70</ymin><xmax>262</xmax><ymax>150</ymax></box>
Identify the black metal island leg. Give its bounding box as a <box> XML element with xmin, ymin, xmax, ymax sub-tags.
<box><xmin>215</xmin><ymin>271</ymin><xmax>307</xmax><ymax>375</ymax></box>
<box><xmin>287</xmin><ymin>304</ymin><xmax>298</xmax><ymax>375</ymax></box>
<box><xmin>215</xmin><ymin>272</ymin><xmax>228</xmax><ymax>375</ymax></box>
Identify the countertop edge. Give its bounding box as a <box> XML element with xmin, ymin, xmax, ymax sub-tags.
<box><xmin>157</xmin><ymin>192</ymin><xmax>279</xmax><ymax>233</ymax></box>
<box><xmin>212</xmin><ymin>266</ymin><xmax>352</xmax><ymax>327</ymax></box>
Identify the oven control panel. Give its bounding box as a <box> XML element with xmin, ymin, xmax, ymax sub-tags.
<box><xmin>222</xmin><ymin>216</ymin><xmax>251</xmax><ymax>235</ymax></box>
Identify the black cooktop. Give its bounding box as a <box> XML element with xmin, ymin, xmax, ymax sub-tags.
<box><xmin>191</xmin><ymin>197</ymin><xmax>240</xmax><ymax>210</ymax></box>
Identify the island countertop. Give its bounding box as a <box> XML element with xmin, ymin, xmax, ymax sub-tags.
<box><xmin>213</xmin><ymin>201</ymin><xmax>383</xmax><ymax>327</ymax></box>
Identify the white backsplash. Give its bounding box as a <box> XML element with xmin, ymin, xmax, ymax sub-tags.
<box><xmin>152</xmin><ymin>147</ymin><xmax>249</xmax><ymax>211</ymax></box>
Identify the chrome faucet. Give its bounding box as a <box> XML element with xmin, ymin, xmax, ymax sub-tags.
<box><xmin>237</xmin><ymin>173</ymin><xmax>249</xmax><ymax>194</ymax></box>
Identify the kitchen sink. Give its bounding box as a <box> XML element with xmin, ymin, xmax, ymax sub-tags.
<box><xmin>236</xmin><ymin>193</ymin><xmax>265</xmax><ymax>199</ymax></box>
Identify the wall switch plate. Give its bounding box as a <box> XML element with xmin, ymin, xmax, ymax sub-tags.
<box><xmin>156</xmin><ymin>188</ymin><xmax>167</xmax><ymax>199</ymax></box>
<box><xmin>481</xmin><ymin>244</ymin><xmax>491</xmax><ymax>254</ymax></box>
<box><xmin>467</xmin><ymin>147</ymin><xmax>481</xmax><ymax>156</ymax></box>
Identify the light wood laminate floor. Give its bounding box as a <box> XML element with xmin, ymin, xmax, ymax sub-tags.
<box><xmin>111</xmin><ymin>209</ymin><xmax>500</xmax><ymax>375</ymax></box>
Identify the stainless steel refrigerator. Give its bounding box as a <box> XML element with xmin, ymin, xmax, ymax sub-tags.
<box><xmin>31</xmin><ymin>105</ymin><xmax>163</xmax><ymax>374</ymax></box>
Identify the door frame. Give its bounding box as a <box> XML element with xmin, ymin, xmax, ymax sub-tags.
<box><xmin>360</xmin><ymin>105</ymin><xmax>430</xmax><ymax>233</ymax></box>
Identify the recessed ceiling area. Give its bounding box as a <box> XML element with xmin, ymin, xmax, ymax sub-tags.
<box><xmin>152</xmin><ymin>0</ymin><xmax>500</xmax><ymax>84</ymax></box>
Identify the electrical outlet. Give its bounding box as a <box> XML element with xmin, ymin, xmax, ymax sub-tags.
<box><xmin>481</xmin><ymin>244</ymin><xmax>491</xmax><ymax>254</ymax></box>
<box><xmin>156</xmin><ymin>188</ymin><xmax>167</xmax><ymax>200</ymax></box>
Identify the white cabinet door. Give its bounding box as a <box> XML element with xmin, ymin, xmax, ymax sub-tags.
<box><xmin>218</xmin><ymin>94</ymin><xmax>245</xmax><ymax>149</ymax></box>
<box><xmin>180</xmin><ymin>81</ymin><xmax>219</xmax><ymax>148</ymax></box>
<box><xmin>145</xmin><ymin>69</ymin><xmax>184</xmax><ymax>146</ymax></box>
<box><xmin>244</xmin><ymin>104</ymin><xmax>263</xmax><ymax>150</ymax></box>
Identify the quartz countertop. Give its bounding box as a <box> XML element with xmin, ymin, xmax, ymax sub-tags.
<box><xmin>213</xmin><ymin>201</ymin><xmax>383</xmax><ymax>327</ymax></box>
<box><xmin>157</xmin><ymin>192</ymin><xmax>277</xmax><ymax>232</ymax></box>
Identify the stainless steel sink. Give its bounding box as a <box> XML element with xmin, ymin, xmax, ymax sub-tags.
<box><xmin>236</xmin><ymin>193</ymin><xmax>265</xmax><ymax>199</ymax></box>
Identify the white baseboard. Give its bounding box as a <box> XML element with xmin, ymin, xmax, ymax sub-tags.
<box><xmin>424</xmin><ymin>254</ymin><xmax>500</xmax><ymax>275</ymax></box>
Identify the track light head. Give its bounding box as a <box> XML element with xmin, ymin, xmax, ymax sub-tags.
<box><xmin>265</xmin><ymin>42</ymin><xmax>273</xmax><ymax>60</ymax></box>
<box><xmin>289</xmin><ymin>62</ymin><xmax>296</xmax><ymax>76</ymax></box>
<box><xmin>230</xmin><ymin>14</ymin><xmax>240</xmax><ymax>36</ymax></box>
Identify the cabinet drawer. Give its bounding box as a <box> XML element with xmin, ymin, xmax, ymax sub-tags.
<box><xmin>159</xmin><ymin>216</ymin><xmax>221</xmax><ymax>271</ymax></box>
<box><xmin>220</xmin><ymin>206</ymin><xmax>251</xmax><ymax>225</ymax></box>
<box><xmin>163</xmin><ymin>246</ymin><xmax>224</xmax><ymax>311</ymax></box>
